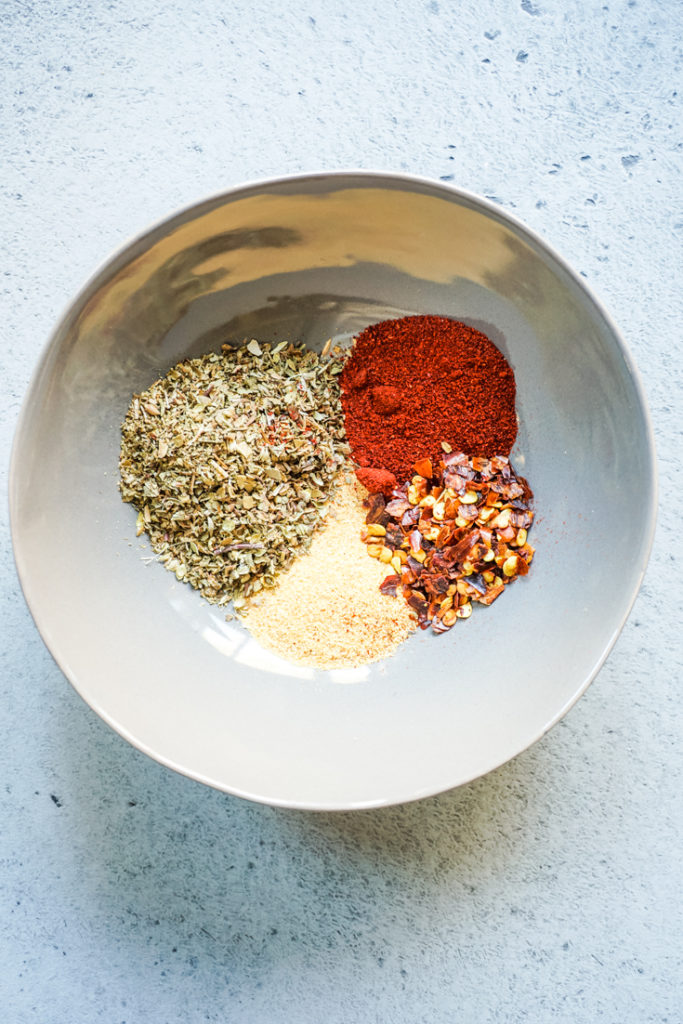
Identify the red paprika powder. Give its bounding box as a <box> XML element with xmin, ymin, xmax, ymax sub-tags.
<box><xmin>340</xmin><ymin>315</ymin><xmax>517</xmax><ymax>481</ymax></box>
<box><xmin>355</xmin><ymin>466</ymin><xmax>398</xmax><ymax>494</ymax></box>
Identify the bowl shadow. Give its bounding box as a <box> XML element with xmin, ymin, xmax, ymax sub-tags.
<box><xmin>54</xmin><ymin>683</ymin><xmax>562</xmax><ymax>973</ymax></box>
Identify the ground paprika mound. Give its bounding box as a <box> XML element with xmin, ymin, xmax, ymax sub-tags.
<box><xmin>340</xmin><ymin>315</ymin><xmax>517</xmax><ymax>481</ymax></box>
<box><xmin>355</xmin><ymin>466</ymin><xmax>398</xmax><ymax>494</ymax></box>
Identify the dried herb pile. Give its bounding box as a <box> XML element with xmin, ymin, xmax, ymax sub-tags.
<box><xmin>119</xmin><ymin>341</ymin><xmax>349</xmax><ymax>605</ymax></box>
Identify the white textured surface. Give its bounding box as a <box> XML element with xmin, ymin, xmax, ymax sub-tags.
<box><xmin>1</xmin><ymin>2</ymin><xmax>681</xmax><ymax>1022</ymax></box>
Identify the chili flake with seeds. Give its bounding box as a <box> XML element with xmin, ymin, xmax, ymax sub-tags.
<box><xmin>363</xmin><ymin>452</ymin><xmax>535</xmax><ymax>633</ymax></box>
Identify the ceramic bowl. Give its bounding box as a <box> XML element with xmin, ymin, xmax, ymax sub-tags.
<box><xmin>9</xmin><ymin>172</ymin><xmax>656</xmax><ymax>809</ymax></box>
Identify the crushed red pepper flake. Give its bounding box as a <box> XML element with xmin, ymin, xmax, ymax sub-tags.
<box><xmin>363</xmin><ymin>452</ymin><xmax>535</xmax><ymax>633</ymax></box>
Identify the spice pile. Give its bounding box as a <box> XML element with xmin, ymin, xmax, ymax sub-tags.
<box><xmin>340</xmin><ymin>315</ymin><xmax>517</xmax><ymax>490</ymax></box>
<box><xmin>120</xmin><ymin>314</ymin><xmax>535</xmax><ymax>668</ymax></box>
<box><xmin>244</xmin><ymin>475</ymin><xmax>416</xmax><ymax>667</ymax></box>
<box><xmin>361</xmin><ymin>452</ymin><xmax>534</xmax><ymax>633</ymax></box>
<box><xmin>119</xmin><ymin>341</ymin><xmax>349</xmax><ymax>605</ymax></box>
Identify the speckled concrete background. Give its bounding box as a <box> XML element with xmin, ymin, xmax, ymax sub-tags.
<box><xmin>2</xmin><ymin>1</ymin><xmax>681</xmax><ymax>1022</ymax></box>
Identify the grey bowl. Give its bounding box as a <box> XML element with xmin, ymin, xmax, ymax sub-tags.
<box><xmin>9</xmin><ymin>172</ymin><xmax>656</xmax><ymax>810</ymax></box>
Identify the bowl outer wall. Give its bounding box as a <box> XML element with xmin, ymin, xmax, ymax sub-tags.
<box><xmin>9</xmin><ymin>172</ymin><xmax>657</xmax><ymax>809</ymax></box>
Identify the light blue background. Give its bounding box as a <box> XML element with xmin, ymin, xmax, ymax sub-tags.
<box><xmin>2</xmin><ymin>2</ymin><xmax>681</xmax><ymax>1021</ymax></box>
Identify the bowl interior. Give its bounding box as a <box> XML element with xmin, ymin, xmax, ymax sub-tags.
<box><xmin>10</xmin><ymin>174</ymin><xmax>655</xmax><ymax>809</ymax></box>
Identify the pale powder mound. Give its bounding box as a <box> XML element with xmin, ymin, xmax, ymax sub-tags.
<box><xmin>242</xmin><ymin>475</ymin><xmax>416</xmax><ymax>668</ymax></box>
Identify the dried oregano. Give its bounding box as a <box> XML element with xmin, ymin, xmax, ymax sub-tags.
<box><xmin>119</xmin><ymin>340</ymin><xmax>350</xmax><ymax>606</ymax></box>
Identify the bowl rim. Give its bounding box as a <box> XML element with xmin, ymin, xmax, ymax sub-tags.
<box><xmin>9</xmin><ymin>169</ymin><xmax>659</xmax><ymax>810</ymax></box>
